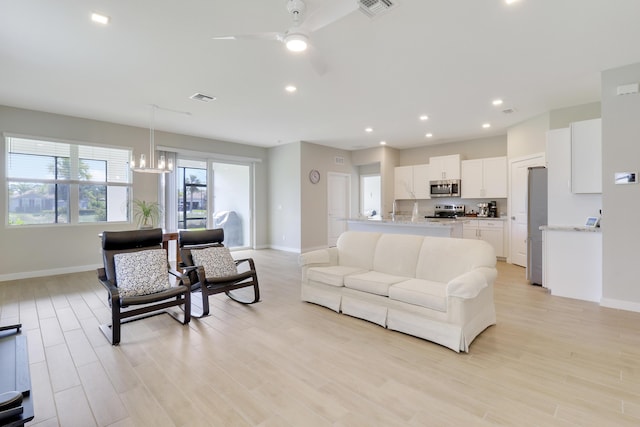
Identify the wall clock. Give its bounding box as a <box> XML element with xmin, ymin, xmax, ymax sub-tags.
<box><xmin>309</xmin><ymin>169</ymin><xmax>321</xmax><ymax>184</ymax></box>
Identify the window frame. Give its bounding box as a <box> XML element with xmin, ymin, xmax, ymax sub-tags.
<box><xmin>5</xmin><ymin>134</ymin><xmax>133</xmax><ymax>227</ymax></box>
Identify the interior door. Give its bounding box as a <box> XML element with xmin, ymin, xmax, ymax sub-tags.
<box><xmin>509</xmin><ymin>154</ymin><xmax>545</xmax><ymax>266</ymax></box>
<box><xmin>328</xmin><ymin>173</ymin><xmax>351</xmax><ymax>246</ymax></box>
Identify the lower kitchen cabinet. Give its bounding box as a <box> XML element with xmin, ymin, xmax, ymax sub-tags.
<box><xmin>462</xmin><ymin>219</ymin><xmax>505</xmax><ymax>258</ymax></box>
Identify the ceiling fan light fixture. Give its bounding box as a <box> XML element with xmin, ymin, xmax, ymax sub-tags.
<box><xmin>285</xmin><ymin>33</ymin><xmax>308</xmax><ymax>52</ymax></box>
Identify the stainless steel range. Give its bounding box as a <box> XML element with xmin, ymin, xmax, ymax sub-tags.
<box><xmin>425</xmin><ymin>204</ymin><xmax>465</xmax><ymax>219</ymax></box>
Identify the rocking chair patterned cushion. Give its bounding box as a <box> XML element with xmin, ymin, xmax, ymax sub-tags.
<box><xmin>191</xmin><ymin>246</ymin><xmax>238</xmax><ymax>278</ymax></box>
<box><xmin>114</xmin><ymin>249</ymin><xmax>171</xmax><ymax>297</ymax></box>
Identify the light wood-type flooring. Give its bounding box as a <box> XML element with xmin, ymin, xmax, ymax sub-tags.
<box><xmin>2</xmin><ymin>249</ymin><xmax>640</xmax><ymax>426</ymax></box>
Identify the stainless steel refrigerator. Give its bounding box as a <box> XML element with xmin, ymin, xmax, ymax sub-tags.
<box><xmin>526</xmin><ymin>166</ymin><xmax>547</xmax><ymax>285</ymax></box>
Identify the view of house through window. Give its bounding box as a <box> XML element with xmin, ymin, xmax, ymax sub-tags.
<box><xmin>6</xmin><ymin>137</ymin><xmax>131</xmax><ymax>226</ymax></box>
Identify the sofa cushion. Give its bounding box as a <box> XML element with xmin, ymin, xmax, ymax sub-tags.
<box><xmin>307</xmin><ymin>266</ymin><xmax>367</xmax><ymax>287</ymax></box>
<box><xmin>416</xmin><ymin>236</ymin><xmax>496</xmax><ymax>283</ymax></box>
<box><xmin>388</xmin><ymin>278</ymin><xmax>448</xmax><ymax>312</ymax></box>
<box><xmin>372</xmin><ymin>233</ymin><xmax>424</xmax><ymax>278</ymax></box>
<box><xmin>344</xmin><ymin>271</ymin><xmax>408</xmax><ymax>296</ymax></box>
<box><xmin>336</xmin><ymin>231</ymin><xmax>382</xmax><ymax>270</ymax></box>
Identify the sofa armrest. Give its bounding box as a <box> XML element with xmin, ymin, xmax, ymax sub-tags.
<box><xmin>446</xmin><ymin>267</ymin><xmax>497</xmax><ymax>299</ymax></box>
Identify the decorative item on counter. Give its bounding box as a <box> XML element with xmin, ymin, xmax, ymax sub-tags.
<box><xmin>411</xmin><ymin>201</ymin><xmax>419</xmax><ymax>223</ymax></box>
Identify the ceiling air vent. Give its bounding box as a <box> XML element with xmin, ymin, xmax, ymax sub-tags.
<box><xmin>190</xmin><ymin>93</ymin><xmax>216</xmax><ymax>103</ymax></box>
<box><xmin>358</xmin><ymin>0</ymin><xmax>397</xmax><ymax>18</ymax></box>
<box><xmin>502</xmin><ymin>107</ymin><xmax>517</xmax><ymax>114</ymax></box>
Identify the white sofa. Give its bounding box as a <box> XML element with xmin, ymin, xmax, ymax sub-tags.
<box><xmin>299</xmin><ymin>231</ymin><xmax>497</xmax><ymax>352</ymax></box>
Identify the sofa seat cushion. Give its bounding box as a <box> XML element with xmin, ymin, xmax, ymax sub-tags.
<box><xmin>344</xmin><ymin>271</ymin><xmax>408</xmax><ymax>296</ymax></box>
<box><xmin>307</xmin><ymin>266</ymin><xmax>367</xmax><ymax>287</ymax></box>
<box><xmin>388</xmin><ymin>279</ymin><xmax>447</xmax><ymax>312</ymax></box>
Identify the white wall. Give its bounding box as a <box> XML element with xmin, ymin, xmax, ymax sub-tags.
<box><xmin>300</xmin><ymin>142</ymin><xmax>357</xmax><ymax>252</ymax></box>
<box><xmin>399</xmin><ymin>135</ymin><xmax>507</xmax><ymax>165</ymax></box>
<box><xmin>508</xmin><ymin>112</ymin><xmax>550</xmax><ymax>159</ymax></box>
<box><xmin>268</xmin><ymin>142</ymin><xmax>301</xmax><ymax>252</ymax></box>
<box><xmin>601</xmin><ymin>62</ymin><xmax>640</xmax><ymax>310</ymax></box>
<box><xmin>0</xmin><ymin>105</ymin><xmax>269</xmax><ymax>280</ymax></box>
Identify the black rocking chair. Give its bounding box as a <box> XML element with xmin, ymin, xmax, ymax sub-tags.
<box><xmin>179</xmin><ymin>228</ymin><xmax>260</xmax><ymax>318</ymax></box>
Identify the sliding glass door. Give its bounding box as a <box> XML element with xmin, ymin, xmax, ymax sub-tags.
<box><xmin>172</xmin><ymin>158</ymin><xmax>252</xmax><ymax>248</ymax></box>
<box><xmin>177</xmin><ymin>159</ymin><xmax>208</xmax><ymax>229</ymax></box>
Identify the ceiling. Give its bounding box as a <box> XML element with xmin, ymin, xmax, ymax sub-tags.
<box><xmin>1</xmin><ymin>0</ymin><xmax>640</xmax><ymax>151</ymax></box>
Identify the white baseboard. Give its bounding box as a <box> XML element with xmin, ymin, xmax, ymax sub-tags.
<box><xmin>0</xmin><ymin>264</ymin><xmax>101</xmax><ymax>283</ymax></box>
<box><xmin>269</xmin><ymin>244</ymin><xmax>301</xmax><ymax>253</ymax></box>
<box><xmin>301</xmin><ymin>245</ymin><xmax>330</xmax><ymax>253</ymax></box>
<box><xmin>600</xmin><ymin>298</ymin><xmax>640</xmax><ymax>313</ymax></box>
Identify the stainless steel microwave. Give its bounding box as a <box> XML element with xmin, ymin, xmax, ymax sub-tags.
<box><xmin>429</xmin><ymin>179</ymin><xmax>461</xmax><ymax>198</ymax></box>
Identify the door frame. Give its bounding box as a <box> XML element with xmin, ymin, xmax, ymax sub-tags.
<box><xmin>508</xmin><ymin>152</ymin><xmax>545</xmax><ymax>265</ymax></box>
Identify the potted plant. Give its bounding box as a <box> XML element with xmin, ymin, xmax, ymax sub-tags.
<box><xmin>133</xmin><ymin>199</ymin><xmax>162</xmax><ymax>228</ymax></box>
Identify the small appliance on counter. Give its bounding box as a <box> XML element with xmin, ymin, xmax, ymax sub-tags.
<box><xmin>488</xmin><ymin>201</ymin><xmax>498</xmax><ymax>217</ymax></box>
<box><xmin>477</xmin><ymin>203</ymin><xmax>489</xmax><ymax>217</ymax></box>
<box><xmin>424</xmin><ymin>204</ymin><xmax>465</xmax><ymax>219</ymax></box>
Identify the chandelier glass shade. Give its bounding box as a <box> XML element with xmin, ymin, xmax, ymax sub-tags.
<box><xmin>131</xmin><ymin>104</ymin><xmax>174</xmax><ymax>174</ymax></box>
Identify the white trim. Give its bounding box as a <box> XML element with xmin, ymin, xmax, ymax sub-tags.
<box><xmin>0</xmin><ymin>264</ymin><xmax>100</xmax><ymax>283</ymax></box>
<box><xmin>507</xmin><ymin>152</ymin><xmax>545</xmax><ymax>264</ymax></box>
<box><xmin>269</xmin><ymin>244</ymin><xmax>301</xmax><ymax>253</ymax></box>
<box><xmin>157</xmin><ymin>145</ymin><xmax>262</xmax><ymax>163</ymax></box>
<box><xmin>600</xmin><ymin>298</ymin><xmax>640</xmax><ymax>313</ymax></box>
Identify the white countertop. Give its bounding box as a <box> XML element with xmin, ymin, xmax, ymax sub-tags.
<box><xmin>540</xmin><ymin>225</ymin><xmax>602</xmax><ymax>232</ymax></box>
<box><xmin>347</xmin><ymin>218</ymin><xmax>459</xmax><ymax>227</ymax></box>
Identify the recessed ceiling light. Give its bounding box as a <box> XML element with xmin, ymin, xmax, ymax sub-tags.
<box><xmin>482</xmin><ymin>123</ymin><xmax>491</xmax><ymax>129</ymax></box>
<box><xmin>492</xmin><ymin>99</ymin><xmax>503</xmax><ymax>106</ymax></box>
<box><xmin>91</xmin><ymin>12</ymin><xmax>110</xmax><ymax>25</ymax></box>
<box><xmin>285</xmin><ymin>85</ymin><xmax>297</xmax><ymax>93</ymax></box>
<box><xmin>365</xmin><ymin>127</ymin><xmax>373</xmax><ymax>133</ymax></box>
<box><xmin>505</xmin><ymin>0</ymin><xmax>520</xmax><ymax>4</ymax></box>
<box><xmin>425</xmin><ymin>133</ymin><xmax>433</xmax><ymax>138</ymax></box>
<box><xmin>380</xmin><ymin>141</ymin><xmax>387</xmax><ymax>145</ymax></box>
<box><xmin>419</xmin><ymin>115</ymin><xmax>429</xmax><ymax>121</ymax></box>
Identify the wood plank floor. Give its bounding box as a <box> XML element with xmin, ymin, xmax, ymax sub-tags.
<box><xmin>2</xmin><ymin>250</ymin><xmax>640</xmax><ymax>426</ymax></box>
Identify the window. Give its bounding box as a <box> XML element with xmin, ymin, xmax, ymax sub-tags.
<box><xmin>6</xmin><ymin>136</ymin><xmax>131</xmax><ymax>226</ymax></box>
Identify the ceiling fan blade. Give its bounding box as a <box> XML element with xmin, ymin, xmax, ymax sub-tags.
<box><xmin>303</xmin><ymin>0</ymin><xmax>359</xmax><ymax>33</ymax></box>
<box><xmin>212</xmin><ymin>32</ymin><xmax>283</xmax><ymax>42</ymax></box>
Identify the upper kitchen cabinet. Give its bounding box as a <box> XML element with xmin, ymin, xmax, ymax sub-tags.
<box><xmin>394</xmin><ymin>164</ymin><xmax>430</xmax><ymax>199</ymax></box>
<box><xmin>461</xmin><ymin>156</ymin><xmax>507</xmax><ymax>198</ymax></box>
<box><xmin>429</xmin><ymin>154</ymin><xmax>461</xmax><ymax>181</ymax></box>
<box><xmin>571</xmin><ymin>118</ymin><xmax>602</xmax><ymax>194</ymax></box>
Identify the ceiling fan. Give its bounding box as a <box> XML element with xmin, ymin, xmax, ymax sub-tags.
<box><xmin>212</xmin><ymin>0</ymin><xmax>360</xmax><ymax>75</ymax></box>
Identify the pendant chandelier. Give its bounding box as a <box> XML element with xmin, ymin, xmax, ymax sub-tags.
<box><xmin>130</xmin><ymin>104</ymin><xmax>174</xmax><ymax>174</ymax></box>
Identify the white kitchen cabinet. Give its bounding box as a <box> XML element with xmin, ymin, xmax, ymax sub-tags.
<box><xmin>394</xmin><ymin>164</ymin><xmax>430</xmax><ymax>199</ymax></box>
<box><xmin>429</xmin><ymin>154</ymin><xmax>461</xmax><ymax>181</ymax></box>
<box><xmin>571</xmin><ymin>118</ymin><xmax>602</xmax><ymax>194</ymax></box>
<box><xmin>462</xmin><ymin>219</ymin><xmax>505</xmax><ymax>257</ymax></box>
<box><xmin>461</xmin><ymin>156</ymin><xmax>507</xmax><ymax>198</ymax></box>
<box><xmin>412</xmin><ymin>164</ymin><xmax>430</xmax><ymax>199</ymax></box>
<box><xmin>394</xmin><ymin>166</ymin><xmax>413</xmax><ymax>199</ymax></box>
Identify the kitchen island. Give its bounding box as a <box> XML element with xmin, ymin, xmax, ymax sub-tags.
<box><xmin>347</xmin><ymin>218</ymin><xmax>464</xmax><ymax>238</ymax></box>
